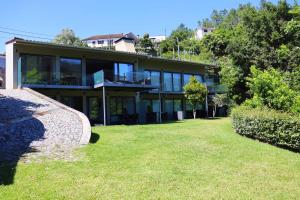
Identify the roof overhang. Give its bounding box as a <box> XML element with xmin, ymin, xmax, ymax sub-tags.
<box><xmin>6</xmin><ymin>38</ymin><xmax>217</xmax><ymax>69</ymax></box>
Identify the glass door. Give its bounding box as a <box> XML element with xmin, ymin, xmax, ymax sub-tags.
<box><xmin>87</xmin><ymin>97</ymin><xmax>102</xmax><ymax>123</ymax></box>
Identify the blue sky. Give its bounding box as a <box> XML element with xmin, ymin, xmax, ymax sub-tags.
<box><xmin>0</xmin><ymin>0</ymin><xmax>297</xmax><ymax>52</ymax></box>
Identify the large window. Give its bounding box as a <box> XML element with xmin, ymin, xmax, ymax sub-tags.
<box><xmin>88</xmin><ymin>97</ymin><xmax>101</xmax><ymax>121</ymax></box>
<box><xmin>173</xmin><ymin>73</ymin><xmax>182</xmax><ymax>92</ymax></box>
<box><xmin>110</xmin><ymin>97</ymin><xmax>135</xmax><ymax>115</ymax></box>
<box><xmin>60</xmin><ymin>96</ymin><xmax>83</xmax><ymax>112</ymax></box>
<box><xmin>21</xmin><ymin>54</ymin><xmax>56</xmax><ymax>85</ymax></box>
<box><xmin>60</xmin><ymin>58</ymin><xmax>82</xmax><ymax>86</ymax></box>
<box><xmin>163</xmin><ymin>99</ymin><xmax>182</xmax><ymax>120</ymax></box>
<box><xmin>114</xmin><ymin>63</ymin><xmax>134</xmax><ymax>82</ymax></box>
<box><xmin>110</xmin><ymin>97</ymin><xmax>135</xmax><ymax>124</ymax></box>
<box><xmin>183</xmin><ymin>74</ymin><xmax>192</xmax><ymax>86</ymax></box>
<box><xmin>144</xmin><ymin>70</ymin><xmax>160</xmax><ymax>87</ymax></box>
<box><xmin>183</xmin><ymin>73</ymin><xmax>203</xmax><ymax>86</ymax></box>
<box><xmin>163</xmin><ymin>72</ymin><xmax>172</xmax><ymax>91</ymax></box>
<box><xmin>163</xmin><ymin>72</ymin><xmax>182</xmax><ymax>92</ymax></box>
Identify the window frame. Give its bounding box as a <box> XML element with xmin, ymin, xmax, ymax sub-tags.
<box><xmin>59</xmin><ymin>57</ymin><xmax>83</xmax><ymax>86</ymax></box>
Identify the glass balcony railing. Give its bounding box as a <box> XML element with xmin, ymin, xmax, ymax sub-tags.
<box><xmin>91</xmin><ymin>70</ymin><xmax>160</xmax><ymax>88</ymax></box>
<box><xmin>93</xmin><ymin>70</ymin><xmax>104</xmax><ymax>86</ymax></box>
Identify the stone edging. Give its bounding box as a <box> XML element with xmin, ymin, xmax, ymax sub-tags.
<box><xmin>22</xmin><ymin>87</ymin><xmax>91</xmax><ymax>145</ymax></box>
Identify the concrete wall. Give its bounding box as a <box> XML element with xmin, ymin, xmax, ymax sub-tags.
<box><xmin>5</xmin><ymin>43</ymin><xmax>19</xmax><ymax>89</ymax></box>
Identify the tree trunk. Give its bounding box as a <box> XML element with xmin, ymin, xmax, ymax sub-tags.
<box><xmin>213</xmin><ymin>104</ymin><xmax>216</xmax><ymax>118</ymax></box>
<box><xmin>193</xmin><ymin>109</ymin><xmax>196</xmax><ymax>119</ymax></box>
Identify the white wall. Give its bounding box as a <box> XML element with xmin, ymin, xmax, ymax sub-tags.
<box><xmin>5</xmin><ymin>43</ymin><xmax>19</xmax><ymax>89</ymax></box>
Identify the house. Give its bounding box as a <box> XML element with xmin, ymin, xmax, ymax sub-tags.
<box><xmin>196</xmin><ymin>27</ymin><xmax>215</xmax><ymax>40</ymax></box>
<box><xmin>149</xmin><ymin>36</ymin><xmax>166</xmax><ymax>44</ymax></box>
<box><xmin>5</xmin><ymin>38</ymin><xmax>218</xmax><ymax>125</ymax></box>
<box><xmin>82</xmin><ymin>32</ymin><xmax>137</xmax><ymax>49</ymax></box>
<box><xmin>0</xmin><ymin>54</ymin><xmax>5</xmax><ymax>88</ymax></box>
<box><xmin>114</xmin><ymin>37</ymin><xmax>136</xmax><ymax>53</ymax></box>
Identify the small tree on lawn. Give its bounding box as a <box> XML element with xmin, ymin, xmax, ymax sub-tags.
<box><xmin>183</xmin><ymin>76</ymin><xmax>208</xmax><ymax>119</ymax></box>
<box><xmin>212</xmin><ymin>93</ymin><xmax>232</xmax><ymax>118</ymax></box>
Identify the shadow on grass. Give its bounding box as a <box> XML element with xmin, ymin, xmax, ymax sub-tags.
<box><xmin>89</xmin><ymin>132</ymin><xmax>100</xmax><ymax>144</ymax></box>
<box><xmin>0</xmin><ymin>95</ymin><xmax>46</xmax><ymax>185</ymax></box>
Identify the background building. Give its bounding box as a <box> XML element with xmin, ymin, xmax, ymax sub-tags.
<box><xmin>82</xmin><ymin>32</ymin><xmax>137</xmax><ymax>49</ymax></box>
<box><xmin>195</xmin><ymin>27</ymin><xmax>215</xmax><ymax>40</ymax></box>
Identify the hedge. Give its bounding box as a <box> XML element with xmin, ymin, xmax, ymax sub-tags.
<box><xmin>231</xmin><ymin>106</ymin><xmax>300</xmax><ymax>151</ymax></box>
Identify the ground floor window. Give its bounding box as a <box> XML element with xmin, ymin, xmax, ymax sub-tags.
<box><xmin>87</xmin><ymin>97</ymin><xmax>102</xmax><ymax>122</ymax></box>
<box><xmin>142</xmin><ymin>99</ymin><xmax>160</xmax><ymax>123</ymax></box>
<box><xmin>60</xmin><ymin>96</ymin><xmax>83</xmax><ymax>112</ymax></box>
<box><xmin>109</xmin><ymin>96</ymin><xmax>136</xmax><ymax>124</ymax></box>
<box><xmin>163</xmin><ymin>99</ymin><xmax>182</xmax><ymax>121</ymax></box>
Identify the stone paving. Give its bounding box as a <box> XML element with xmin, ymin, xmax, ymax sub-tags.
<box><xmin>0</xmin><ymin>89</ymin><xmax>83</xmax><ymax>163</ymax></box>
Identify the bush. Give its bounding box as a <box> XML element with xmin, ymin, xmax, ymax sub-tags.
<box><xmin>231</xmin><ymin>106</ymin><xmax>300</xmax><ymax>151</ymax></box>
<box><xmin>247</xmin><ymin>66</ymin><xmax>297</xmax><ymax>112</ymax></box>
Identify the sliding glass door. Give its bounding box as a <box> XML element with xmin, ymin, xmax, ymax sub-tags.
<box><xmin>114</xmin><ymin>63</ymin><xmax>134</xmax><ymax>82</ymax></box>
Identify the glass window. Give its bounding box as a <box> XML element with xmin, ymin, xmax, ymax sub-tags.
<box><xmin>114</xmin><ymin>63</ymin><xmax>134</xmax><ymax>82</ymax></box>
<box><xmin>173</xmin><ymin>73</ymin><xmax>182</xmax><ymax>92</ymax></box>
<box><xmin>183</xmin><ymin>74</ymin><xmax>192</xmax><ymax>86</ymax></box>
<box><xmin>145</xmin><ymin>70</ymin><xmax>160</xmax><ymax>87</ymax></box>
<box><xmin>185</xmin><ymin>101</ymin><xmax>204</xmax><ymax>111</ymax></box>
<box><xmin>174</xmin><ymin>99</ymin><xmax>182</xmax><ymax>111</ymax></box>
<box><xmin>110</xmin><ymin>97</ymin><xmax>135</xmax><ymax>115</ymax></box>
<box><xmin>164</xmin><ymin>100</ymin><xmax>174</xmax><ymax>119</ymax></box>
<box><xmin>150</xmin><ymin>71</ymin><xmax>160</xmax><ymax>87</ymax></box>
<box><xmin>21</xmin><ymin>54</ymin><xmax>56</xmax><ymax>85</ymax></box>
<box><xmin>60</xmin><ymin>58</ymin><xmax>82</xmax><ymax>86</ymax></box>
<box><xmin>60</xmin><ymin>96</ymin><xmax>83</xmax><ymax>112</ymax></box>
<box><xmin>195</xmin><ymin>75</ymin><xmax>203</xmax><ymax>83</ymax></box>
<box><xmin>163</xmin><ymin>72</ymin><xmax>172</xmax><ymax>91</ymax></box>
<box><xmin>152</xmin><ymin>100</ymin><xmax>160</xmax><ymax>113</ymax></box>
<box><xmin>185</xmin><ymin>101</ymin><xmax>193</xmax><ymax>111</ymax></box>
<box><xmin>124</xmin><ymin>98</ymin><xmax>135</xmax><ymax>114</ymax></box>
<box><xmin>88</xmin><ymin>97</ymin><xmax>100</xmax><ymax>120</ymax></box>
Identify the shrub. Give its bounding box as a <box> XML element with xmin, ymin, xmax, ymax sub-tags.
<box><xmin>247</xmin><ymin>66</ymin><xmax>297</xmax><ymax>112</ymax></box>
<box><xmin>231</xmin><ymin>106</ymin><xmax>300</xmax><ymax>151</ymax></box>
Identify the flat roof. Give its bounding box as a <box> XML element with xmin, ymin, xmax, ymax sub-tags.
<box><xmin>6</xmin><ymin>38</ymin><xmax>217</xmax><ymax>69</ymax></box>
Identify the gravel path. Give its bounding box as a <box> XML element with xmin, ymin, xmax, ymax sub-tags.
<box><xmin>0</xmin><ymin>89</ymin><xmax>84</xmax><ymax>163</ymax></box>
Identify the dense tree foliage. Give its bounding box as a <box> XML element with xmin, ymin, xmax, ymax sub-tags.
<box><xmin>53</xmin><ymin>28</ymin><xmax>87</xmax><ymax>47</ymax></box>
<box><xmin>201</xmin><ymin>1</ymin><xmax>300</xmax><ymax>103</ymax></box>
<box><xmin>246</xmin><ymin>66</ymin><xmax>298</xmax><ymax>113</ymax></box>
<box><xmin>136</xmin><ymin>33</ymin><xmax>156</xmax><ymax>55</ymax></box>
<box><xmin>160</xmin><ymin>1</ymin><xmax>299</xmax><ymax>107</ymax></box>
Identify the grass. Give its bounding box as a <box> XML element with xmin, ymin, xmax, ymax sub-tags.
<box><xmin>1</xmin><ymin>118</ymin><xmax>300</xmax><ymax>199</ymax></box>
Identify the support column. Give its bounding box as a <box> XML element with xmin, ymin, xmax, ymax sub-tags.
<box><xmin>83</xmin><ymin>95</ymin><xmax>87</xmax><ymax>115</ymax></box>
<box><xmin>103</xmin><ymin>87</ymin><xmax>107</xmax><ymax>126</ymax></box>
<box><xmin>159</xmin><ymin>91</ymin><xmax>162</xmax><ymax>123</ymax></box>
<box><xmin>55</xmin><ymin>55</ymin><xmax>60</xmax><ymax>84</ymax></box>
<box><xmin>205</xmin><ymin>83</ymin><xmax>209</xmax><ymax>118</ymax></box>
<box><xmin>135</xmin><ymin>92</ymin><xmax>141</xmax><ymax>123</ymax></box>
<box><xmin>82</xmin><ymin>57</ymin><xmax>87</xmax><ymax>86</ymax></box>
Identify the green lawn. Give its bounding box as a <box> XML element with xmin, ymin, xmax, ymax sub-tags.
<box><xmin>1</xmin><ymin>118</ymin><xmax>300</xmax><ymax>199</ymax></box>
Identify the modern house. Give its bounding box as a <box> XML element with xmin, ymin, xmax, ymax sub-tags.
<box><xmin>195</xmin><ymin>27</ymin><xmax>215</xmax><ymax>40</ymax></box>
<box><xmin>82</xmin><ymin>33</ymin><xmax>137</xmax><ymax>49</ymax></box>
<box><xmin>5</xmin><ymin>38</ymin><xmax>218</xmax><ymax>125</ymax></box>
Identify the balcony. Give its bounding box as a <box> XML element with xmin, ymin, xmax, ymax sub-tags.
<box><xmin>92</xmin><ymin>70</ymin><xmax>160</xmax><ymax>90</ymax></box>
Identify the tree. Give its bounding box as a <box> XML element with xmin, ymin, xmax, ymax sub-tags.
<box><xmin>183</xmin><ymin>76</ymin><xmax>208</xmax><ymax>119</ymax></box>
<box><xmin>212</xmin><ymin>94</ymin><xmax>232</xmax><ymax>117</ymax></box>
<box><xmin>137</xmin><ymin>33</ymin><xmax>156</xmax><ymax>55</ymax></box>
<box><xmin>53</xmin><ymin>28</ymin><xmax>87</xmax><ymax>47</ymax></box>
<box><xmin>247</xmin><ymin>66</ymin><xmax>297</xmax><ymax>112</ymax></box>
